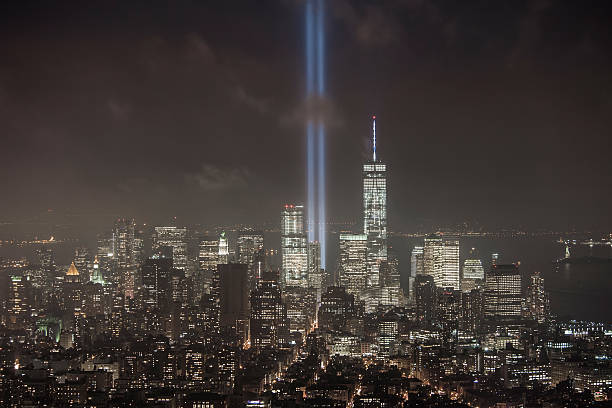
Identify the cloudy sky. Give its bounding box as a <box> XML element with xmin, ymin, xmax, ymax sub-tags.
<box><xmin>1</xmin><ymin>0</ymin><xmax>611</xmax><ymax>232</ymax></box>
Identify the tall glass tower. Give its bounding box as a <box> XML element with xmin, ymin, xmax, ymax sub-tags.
<box><xmin>363</xmin><ymin>116</ymin><xmax>387</xmax><ymax>286</ymax></box>
<box><xmin>281</xmin><ymin>205</ymin><xmax>308</xmax><ymax>287</ymax></box>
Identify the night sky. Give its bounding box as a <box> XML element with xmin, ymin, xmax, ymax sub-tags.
<box><xmin>2</xmin><ymin>1</ymin><xmax>612</xmax><ymax>232</ymax></box>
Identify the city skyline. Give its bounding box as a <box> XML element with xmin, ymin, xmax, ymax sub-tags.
<box><xmin>0</xmin><ymin>2</ymin><xmax>611</xmax><ymax>406</ymax></box>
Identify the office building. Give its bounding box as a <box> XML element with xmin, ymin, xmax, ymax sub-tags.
<box><xmin>237</xmin><ymin>230</ymin><xmax>264</xmax><ymax>288</ymax></box>
<box><xmin>484</xmin><ymin>264</ymin><xmax>522</xmax><ymax>320</ymax></box>
<box><xmin>527</xmin><ymin>271</ymin><xmax>549</xmax><ymax>323</ymax></box>
<box><xmin>363</xmin><ymin>117</ymin><xmax>387</xmax><ymax>287</ymax></box>
<box><xmin>441</xmin><ymin>239</ymin><xmax>460</xmax><ymax>290</ymax></box>
<box><xmin>153</xmin><ymin>226</ymin><xmax>188</xmax><ymax>271</ymax></box>
<box><xmin>284</xmin><ymin>286</ymin><xmax>317</xmax><ymax>334</ymax></box>
<box><xmin>307</xmin><ymin>241</ymin><xmax>323</xmax><ymax>294</ymax></box>
<box><xmin>113</xmin><ymin>218</ymin><xmax>135</xmax><ymax>269</ymax></box>
<box><xmin>217</xmin><ymin>263</ymin><xmax>249</xmax><ymax>342</ymax></box>
<box><xmin>409</xmin><ymin>246</ymin><xmax>424</xmax><ymax>300</ymax></box>
<box><xmin>318</xmin><ymin>286</ymin><xmax>356</xmax><ymax>332</ymax></box>
<box><xmin>281</xmin><ymin>205</ymin><xmax>308</xmax><ymax>287</ymax></box>
<box><xmin>338</xmin><ymin>234</ymin><xmax>367</xmax><ymax>298</ymax></box>
<box><xmin>423</xmin><ymin>235</ymin><xmax>442</xmax><ymax>282</ymax></box>
<box><xmin>250</xmin><ymin>271</ymin><xmax>289</xmax><ymax>348</ymax></box>
<box><xmin>7</xmin><ymin>274</ymin><xmax>32</xmax><ymax>330</ymax></box>
<box><xmin>141</xmin><ymin>257</ymin><xmax>173</xmax><ymax>311</ymax></box>
<box><xmin>218</xmin><ymin>231</ymin><xmax>229</xmax><ymax>264</ymax></box>
<box><xmin>463</xmin><ymin>249</ymin><xmax>484</xmax><ymax>280</ymax></box>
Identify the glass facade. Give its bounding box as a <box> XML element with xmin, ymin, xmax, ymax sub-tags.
<box><xmin>363</xmin><ymin>162</ymin><xmax>387</xmax><ymax>286</ymax></box>
<box><xmin>281</xmin><ymin>205</ymin><xmax>308</xmax><ymax>287</ymax></box>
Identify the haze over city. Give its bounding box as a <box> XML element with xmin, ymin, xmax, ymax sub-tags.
<box><xmin>1</xmin><ymin>1</ymin><xmax>612</xmax><ymax>407</ymax></box>
<box><xmin>2</xmin><ymin>1</ymin><xmax>612</xmax><ymax>232</ymax></box>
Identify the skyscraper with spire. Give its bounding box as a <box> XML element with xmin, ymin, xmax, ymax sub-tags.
<box><xmin>363</xmin><ymin>116</ymin><xmax>387</xmax><ymax>287</ymax></box>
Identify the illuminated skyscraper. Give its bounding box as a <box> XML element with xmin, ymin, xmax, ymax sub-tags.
<box><xmin>236</xmin><ymin>230</ymin><xmax>264</xmax><ymax>266</ymax></box>
<box><xmin>363</xmin><ymin>116</ymin><xmax>387</xmax><ymax>287</ymax></box>
<box><xmin>484</xmin><ymin>264</ymin><xmax>522</xmax><ymax>320</ymax></box>
<box><xmin>7</xmin><ymin>274</ymin><xmax>32</xmax><ymax>330</ymax></box>
<box><xmin>441</xmin><ymin>239</ymin><xmax>460</xmax><ymax>290</ymax></box>
<box><xmin>462</xmin><ymin>248</ymin><xmax>485</xmax><ymax>292</ymax></box>
<box><xmin>218</xmin><ymin>231</ymin><xmax>229</xmax><ymax>264</ymax></box>
<box><xmin>113</xmin><ymin>218</ymin><xmax>136</xmax><ymax>298</ymax></box>
<box><xmin>527</xmin><ymin>271</ymin><xmax>549</xmax><ymax>324</ymax></box>
<box><xmin>423</xmin><ymin>235</ymin><xmax>442</xmax><ymax>281</ymax></box>
<box><xmin>281</xmin><ymin>205</ymin><xmax>308</xmax><ymax>287</ymax></box>
<box><xmin>197</xmin><ymin>237</ymin><xmax>219</xmax><ymax>296</ymax></box>
<box><xmin>307</xmin><ymin>241</ymin><xmax>323</xmax><ymax>294</ymax></box>
<box><xmin>153</xmin><ymin>226</ymin><xmax>188</xmax><ymax>271</ymax></box>
<box><xmin>73</xmin><ymin>247</ymin><xmax>91</xmax><ymax>283</ymax></box>
<box><xmin>250</xmin><ymin>271</ymin><xmax>289</xmax><ymax>348</ymax></box>
<box><xmin>410</xmin><ymin>246</ymin><xmax>424</xmax><ymax>300</ymax></box>
<box><xmin>423</xmin><ymin>235</ymin><xmax>459</xmax><ymax>290</ymax></box>
<box><xmin>141</xmin><ymin>257</ymin><xmax>172</xmax><ymax>311</ymax></box>
<box><xmin>338</xmin><ymin>233</ymin><xmax>367</xmax><ymax>298</ymax></box>
<box><xmin>237</xmin><ymin>229</ymin><xmax>264</xmax><ymax>287</ymax></box>
<box><xmin>113</xmin><ymin>218</ymin><xmax>135</xmax><ymax>269</ymax></box>
<box><xmin>415</xmin><ymin>274</ymin><xmax>435</xmax><ymax>324</ymax></box>
<box><xmin>463</xmin><ymin>250</ymin><xmax>484</xmax><ymax>280</ymax></box>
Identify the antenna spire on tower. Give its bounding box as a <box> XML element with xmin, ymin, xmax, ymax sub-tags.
<box><xmin>372</xmin><ymin>115</ymin><xmax>377</xmax><ymax>162</ymax></box>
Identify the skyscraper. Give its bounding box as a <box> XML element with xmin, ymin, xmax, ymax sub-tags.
<box><xmin>462</xmin><ymin>248</ymin><xmax>485</xmax><ymax>292</ymax></box>
<box><xmin>153</xmin><ymin>226</ymin><xmax>188</xmax><ymax>271</ymax></box>
<box><xmin>217</xmin><ymin>263</ymin><xmax>249</xmax><ymax>342</ymax></box>
<box><xmin>7</xmin><ymin>274</ymin><xmax>32</xmax><ymax>330</ymax></box>
<box><xmin>218</xmin><ymin>231</ymin><xmax>229</xmax><ymax>265</ymax></box>
<box><xmin>363</xmin><ymin>116</ymin><xmax>387</xmax><ymax>287</ymax></box>
<box><xmin>237</xmin><ymin>230</ymin><xmax>264</xmax><ymax>287</ymax></box>
<box><xmin>484</xmin><ymin>264</ymin><xmax>522</xmax><ymax>320</ymax></box>
<box><xmin>113</xmin><ymin>218</ymin><xmax>135</xmax><ymax>269</ymax></box>
<box><xmin>307</xmin><ymin>241</ymin><xmax>323</xmax><ymax>294</ymax></box>
<box><xmin>423</xmin><ymin>235</ymin><xmax>442</xmax><ymax>282</ymax></box>
<box><xmin>198</xmin><ymin>237</ymin><xmax>219</xmax><ymax>296</ymax></box>
<box><xmin>113</xmin><ymin>218</ymin><xmax>136</xmax><ymax>298</ymax></box>
<box><xmin>441</xmin><ymin>239</ymin><xmax>460</xmax><ymax>290</ymax></box>
<box><xmin>250</xmin><ymin>271</ymin><xmax>289</xmax><ymax>348</ymax></box>
<box><xmin>318</xmin><ymin>286</ymin><xmax>356</xmax><ymax>332</ymax></box>
<box><xmin>141</xmin><ymin>257</ymin><xmax>173</xmax><ymax>311</ymax></box>
<box><xmin>415</xmin><ymin>274</ymin><xmax>436</xmax><ymax>325</ymax></box>
<box><xmin>410</xmin><ymin>246</ymin><xmax>424</xmax><ymax>300</ymax></box>
<box><xmin>423</xmin><ymin>235</ymin><xmax>460</xmax><ymax>290</ymax></box>
<box><xmin>281</xmin><ymin>204</ymin><xmax>308</xmax><ymax>287</ymax></box>
<box><xmin>338</xmin><ymin>234</ymin><xmax>367</xmax><ymax>298</ymax></box>
<box><xmin>527</xmin><ymin>271</ymin><xmax>549</xmax><ymax>324</ymax></box>
<box><xmin>73</xmin><ymin>247</ymin><xmax>90</xmax><ymax>283</ymax></box>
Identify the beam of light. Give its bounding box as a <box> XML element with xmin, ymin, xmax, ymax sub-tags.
<box><xmin>372</xmin><ymin>115</ymin><xmax>377</xmax><ymax>162</ymax></box>
<box><xmin>317</xmin><ymin>122</ymin><xmax>326</xmax><ymax>269</ymax></box>
<box><xmin>305</xmin><ymin>0</ymin><xmax>326</xmax><ymax>268</ymax></box>
<box><xmin>306</xmin><ymin>1</ymin><xmax>315</xmax><ymax>241</ymax></box>
<box><xmin>316</xmin><ymin>0</ymin><xmax>326</xmax><ymax>269</ymax></box>
<box><xmin>307</xmin><ymin>121</ymin><xmax>315</xmax><ymax>241</ymax></box>
<box><xmin>306</xmin><ymin>1</ymin><xmax>314</xmax><ymax>95</ymax></box>
<box><xmin>316</xmin><ymin>0</ymin><xmax>325</xmax><ymax>95</ymax></box>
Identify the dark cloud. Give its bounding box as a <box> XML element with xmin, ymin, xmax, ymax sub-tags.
<box><xmin>185</xmin><ymin>165</ymin><xmax>252</xmax><ymax>192</ymax></box>
<box><xmin>0</xmin><ymin>0</ymin><xmax>611</xmax><ymax>233</ymax></box>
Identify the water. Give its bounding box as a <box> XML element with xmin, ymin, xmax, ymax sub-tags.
<box><xmin>392</xmin><ymin>236</ymin><xmax>612</xmax><ymax>323</ymax></box>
